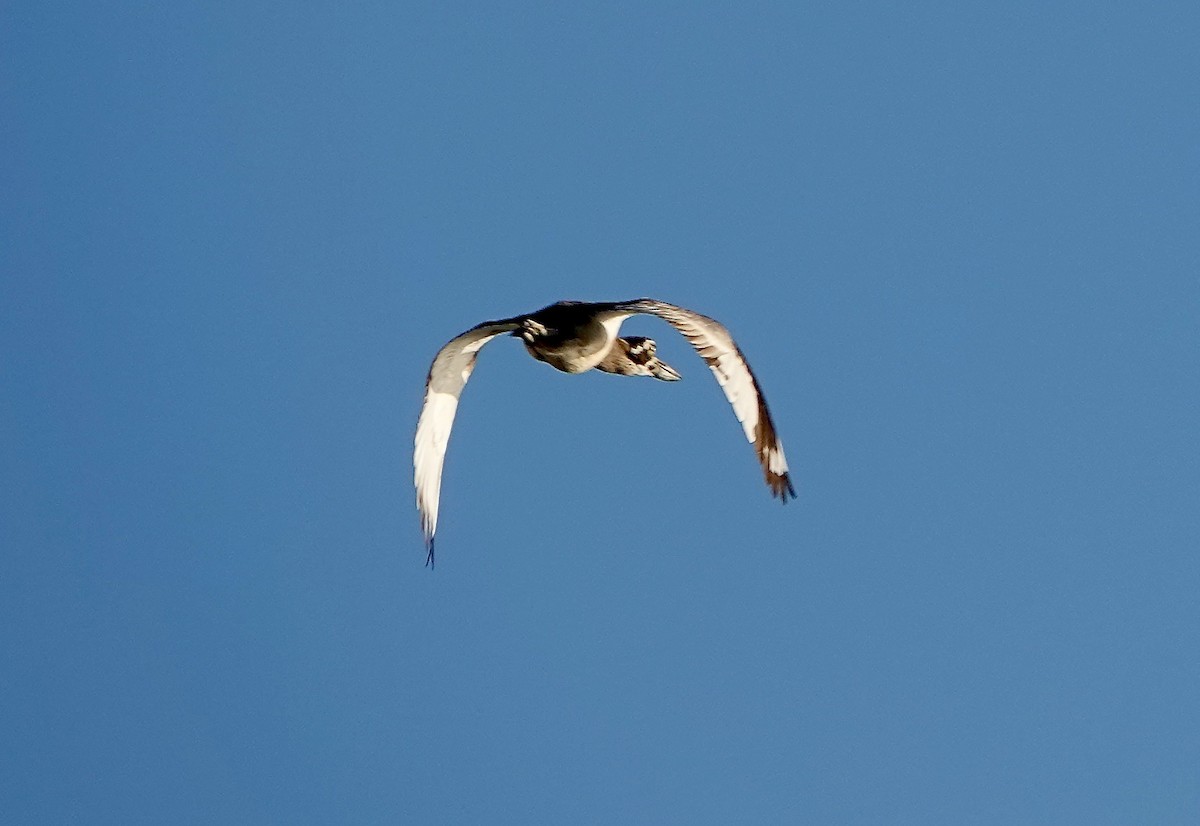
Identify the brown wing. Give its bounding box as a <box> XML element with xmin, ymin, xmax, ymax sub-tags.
<box><xmin>614</xmin><ymin>299</ymin><xmax>796</xmax><ymax>500</ymax></box>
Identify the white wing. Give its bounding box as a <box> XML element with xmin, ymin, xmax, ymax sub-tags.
<box><xmin>414</xmin><ymin>319</ymin><xmax>520</xmax><ymax>564</ymax></box>
<box><xmin>615</xmin><ymin>299</ymin><xmax>796</xmax><ymax>500</ymax></box>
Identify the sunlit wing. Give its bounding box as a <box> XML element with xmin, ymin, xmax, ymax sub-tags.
<box><xmin>615</xmin><ymin>299</ymin><xmax>796</xmax><ymax>500</ymax></box>
<box><xmin>414</xmin><ymin>318</ymin><xmax>520</xmax><ymax>565</ymax></box>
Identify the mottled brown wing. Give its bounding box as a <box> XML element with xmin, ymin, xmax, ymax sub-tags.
<box><xmin>614</xmin><ymin>299</ymin><xmax>796</xmax><ymax>500</ymax></box>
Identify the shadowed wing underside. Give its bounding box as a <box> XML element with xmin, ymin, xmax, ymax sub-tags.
<box><xmin>613</xmin><ymin>299</ymin><xmax>796</xmax><ymax>501</ymax></box>
<box><xmin>414</xmin><ymin>318</ymin><xmax>520</xmax><ymax>565</ymax></box>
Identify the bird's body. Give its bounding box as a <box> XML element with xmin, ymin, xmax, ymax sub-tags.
<box><xmin>414</xmin><ymin>299</ymin><xmax>795</xmax><ymax>565</ymax></box>
<box><xmin>515</xmin><ymin>301</ymin><xmax>628</xmax><ymax>373</ymax></box>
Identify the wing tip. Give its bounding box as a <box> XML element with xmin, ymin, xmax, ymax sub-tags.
<box><xmin>424</xmin><ymin>536</ymin><xmax>436</xmax><ymax>568</ymax></box>
<box><xmin>769</xmin><ymin>471</ymin><xmax>797</xmax><ymax>502</ymax></box>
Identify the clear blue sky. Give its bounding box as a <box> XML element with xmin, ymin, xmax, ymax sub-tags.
<box><xmin>3</xmin><ymin>2</ymin><xmax>1198</xmax><ymax>823</ymax></box>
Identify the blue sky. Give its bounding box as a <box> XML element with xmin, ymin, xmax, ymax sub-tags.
<box><xmin>3</xmin><ymin>1</ymin><xmax>1198</xmax><ymax>823</ymax></box>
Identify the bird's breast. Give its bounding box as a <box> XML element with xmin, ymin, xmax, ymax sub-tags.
<box><xmin>523</xmin><ymin>339</ymin><xmax>611</xmax><ymax>373</ymax></box>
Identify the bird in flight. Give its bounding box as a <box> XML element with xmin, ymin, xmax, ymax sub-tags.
<box><xmin>414</xmin><ymin>299</ymin><xmax>795</xmax><ymax>566</ymax></box>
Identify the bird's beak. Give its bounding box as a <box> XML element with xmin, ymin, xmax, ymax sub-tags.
<box><xmin>652</xmin><ymin>362</ymin><xmax>682</xmax><ymax>381</ymax></box>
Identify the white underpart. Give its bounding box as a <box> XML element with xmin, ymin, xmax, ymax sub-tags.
<box><xmin>599</xmin><ymin>312</ymin><xmax>633</xmax><ymax>343</ymax></box>
<box><xmin>709</xmin><ymin>351</ymin><xmax>758</xmax><ymax>443</ymax></box>
<box><xmin>591</xmin><ymin>311</ymin><xmax>634</xmax><ymax>369</ymax></box>
<box><xmin>414</xmin><ymin>322</ymin><xmax>517</xmax><ymax>546</ymax></box>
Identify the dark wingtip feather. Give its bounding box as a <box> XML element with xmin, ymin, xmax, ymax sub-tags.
<box><xmin>425</xmin><ymin>538</ymin><xmax>436</xmax><ymax>569</ymax></box>
<box><xmin>768</xmin><ymin>470</ymin><xmax>797</xmax><ymax>502</ymax></box>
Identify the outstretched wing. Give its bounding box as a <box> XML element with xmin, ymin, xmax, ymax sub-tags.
<box><xmin>614</xmin><ymin>299</ymin><xmax>796</xmax><ymax>500</ymax></box>
<box><xmin>415</xmin><ymin>318</ymin><xmax>521</xmax><ymax>565</ymax></box>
